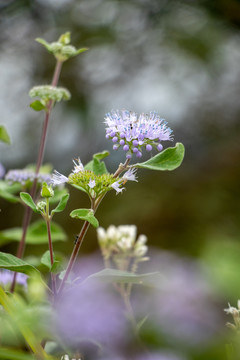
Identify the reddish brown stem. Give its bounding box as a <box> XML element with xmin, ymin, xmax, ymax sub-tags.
<box><xmin>46</xmin><ymin>217</ymin><xmax>57</xmax><ymax>295</ymax></box>
<box><xmin>57</xmin><ymin>158</ymin><xmax>131</xmax><ymax>295</ymax></box>
<box><xmin>10</xmin><ymin>60</ymin><xmax>63</xmax><ymax>293</ymax></box>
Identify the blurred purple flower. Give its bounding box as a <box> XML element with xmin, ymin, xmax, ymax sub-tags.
<box><xmin>55</xmin><ymin>254</ymin><xmax>129</xmax><ymax>353</ymax></box>
<box><xmin>5</xmin><ymin>169</ymin><xmax>52</xmax><ymax>186</ymax></box>
<box><xmin>132</xmin><ymin>249</ymin><xmax>222</xmax><ymax>348</ymax></box>
<box><xmin>0</xmin><ymin>270</ymin><xmax>28</xmax><ymax>288</ymax></box>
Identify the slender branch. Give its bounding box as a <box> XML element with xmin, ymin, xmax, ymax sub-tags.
<box><xmin>57</xmin><ymin>158</ymin><xmax>131</xmax><ymax>295</ymax></box>
<box><xmin>46</xmin><ymin>199</ymin><xmax>57</xmax><ymax>296</ymax></box>
<box><xmin>11</xmin><ymin>60</ymin><xmax>63</xmax><ymax>293</ymax></box>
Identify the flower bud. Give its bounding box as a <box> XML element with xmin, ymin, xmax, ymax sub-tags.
<box><xmin>41</xmin><ymin>182</ymin><xmax>54</xmax><ymax>198</ymax></box>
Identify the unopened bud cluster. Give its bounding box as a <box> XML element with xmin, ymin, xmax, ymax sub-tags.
<box><xmin>36</xmin><ymin>32</ymin><xmax>88</xmax><ymax>62</ymax></box>
<box><xmin>224</xmin><ymin>301</ymin><xmax>240</xmax><ymax>332</ymax></box>
<box><xmin>97</xmin><ymin>225</ymin><xmax>148</xmax><ymax>269</ymax></box>
<box><xmin>29</xmin><ymin>85</ymin><xmax>71</xmax><ymax>104</ymax></box>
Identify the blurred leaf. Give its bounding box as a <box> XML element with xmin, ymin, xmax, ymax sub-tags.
<box><xmin>0</xmin><ymin>348</ymin><xmax>35</xmax><ymax>360</ymax></box>
<box><xmin>29</xmin><ymin>100</ymin><xmax>46</xmax><ymax>112</ymax></box>
<box><xmin>70</xmin><ymin>208</ymin><xmax>99</xmax><ymax>228</ymax></box>
<box><xmin>0</xmin><ymin>252</ymin><xmax>39</xmax><ymax>276</ymax></box>
<box><xmin>0</xmin><ymin>220</ymin><xmax>67</xmax><ymax>246</ymax></box>
<box><xmin>85</xmin><ymin>268</ymin><xmax>162</xmax><ymax>285</ymax></box>
<box><xmin>20</xmin><ymin>192</ymin><xmax>39</xmax><ymax>213</ymax></box>
<box><xmin>0</xmin><ymin>125</ymin><xmax>10</xmax><ymax>144</ymax></box>
<box><xmin>133</xmin><ymin>143</ymin><xmax>185</xmax><ymax>171</ymax></box>
<box><xmin>85</xmin><ymin>151</ymin><xmax>109</xmax><ymax>175</ymax></box>
<box><xmin>51</xmin><ymin>193</ymin><xmax>69</xmax><ymax>215</ymax></box>
<box><xmin>0</xmin><ymin>190</ymin><xmax>20</xmax><ymax>203</ymax></box>
<box><xmin>41</xmin><ymin>250</ymin><xmax>52</xmax><ymax>270</ymax></box>
<box><xmin>49</xmin><ymin>187</ymin><xmax>69</xmax><ymax>204</ymax></box>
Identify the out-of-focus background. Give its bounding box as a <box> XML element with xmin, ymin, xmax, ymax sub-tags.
<box><xmin>0</xmin><ymin>0</ymin><xmax>240</xmax><ymax>357</ymax></box>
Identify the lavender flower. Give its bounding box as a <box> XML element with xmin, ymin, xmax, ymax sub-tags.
<box><xmin>0</xmin><ymin>270</ymin><xmax>28</xmax><ymax>288</ymax></box>
<box><xmin>104</xmin><ymin>110</ymin><xmax>173</xmax><ymax>158</ymax></box>
<box><xmin>88</xmin><ymin>179</ymin><xmax>96</xmax><ymax>189</ymax></box>
<box><xmin>112</xmin><ymin>181</ymin><xmax>125</xmax><ymax>194</ymax></box>
<box><xmin>51</xmin><ymin>170</ymin><xmax>69</xmax><ymax>186</ymax></box>
<box><xmin>122</xmin><ymin>168</ymin><xmax>138</xmax><ymax>183</ymax></box>
<box><xmin>5</xmin><ymin>169</ymin><xmax>52</xmax><ymax>186</ymax></box>
<box><xmin>72</xmin><ymin>158</ymin><xmax>84</xmax><ymax>173</ymax></box>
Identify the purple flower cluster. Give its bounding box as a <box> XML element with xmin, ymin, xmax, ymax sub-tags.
<box><xmin>5</xmin><ymin>169</ymin><xmax>52</xmax><ymax>186</ymax></box>
<box><xmin>104</xmin><ymin>110</ymin><xmax>173</xmax><ymax>159</ymax></box>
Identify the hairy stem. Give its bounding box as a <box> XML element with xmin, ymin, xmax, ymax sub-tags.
<box><xmin>57</xmin><ymin>158</ymin><xmax>131</xmax><ymax>295</ymax></box>
<box><xmin>11</xmin><ymin>60</ymin><xmax>63</xmax><ymax>293</ymax></box>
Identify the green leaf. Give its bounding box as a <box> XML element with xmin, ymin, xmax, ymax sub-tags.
<box><xmin>0</xmin><ymin>190</ymin><xmax>20</xmax><ymax>203</ymax></box>
<box><xmin>51</xmin><ymin>260</ymin><xmax>61</xmax><ymax>274</ymax></box>
<box><xmin>0</xmin><ymin>220</ymin><xmax>67</xmax><ymax>245</ymax></box>
<box><xmin>70</xmin><ymin>208</ymin><xmax>99</xmax><ymax>228</ymax></box>
<box><xmin>133</xmin><ymin>143</ymin><xmax>185</xmax><ymax>171</ymax></box>
<box><xmin>20</xmin><ymin>192</ymin><xmax>40</xmax><ymax>213</ymax></box>
<box><xmin>85</xmin><ymin>151</ymin><xmax>109</xmax><ymax>175</ymax></box>
<box><xmin>0</xmin><ymin>347</ymin><xmax>35</xmax><ymax>360</ymax></box>
<box><xmin>0</xmin><ymin>252</ymin><xmax>39</xmax><ymax>276</ymax></box>
<box><xmin>35</xmin><ymin>37</ymin><xmax>51</xmax><ymax>51</ymax></box>
<box><xmin>75</xmin><ymin>47</ymin><xmax>89</xmax><ymax>55</ymax></box>
<box><xmin>51</xmin><ymin>193</ymin><xmax>69</xmax><ymax>215</ymax></box>
<box><xmin>0</xmin><ymin>125</ymin><xmax>10</xmax><ymax>144</ymax></box>
<box><xmin>40</xmin><ymin>250</ymin><xmax>52</xmax><ymax>270</ymax></box>
<box><xmin>29</xmin><ymin>100</ymin><xmax>46</xmax><ymax>112</ymax></box>
<box><xmin>85</xmin><ymin>268</ymin><xmax>163</xmax><ymax>286</ymax></box>
<box><xmin>49</xmin><ymin>187</ymin><xmax>68</xmax><ymax>204</ymax></box>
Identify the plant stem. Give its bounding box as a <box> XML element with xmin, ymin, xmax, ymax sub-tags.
<box><xmin>46</xmin><ymin>198</ymin><xmax>57</xmax><ymax>296</ymax></box>
<box><xmin>57</xmin><ymin>158</ymin><xmax>131</xmax><ymax>295</ymax></box>
<box><xmin>11</xmin><ymin>60</ymin><xmax>63</xmax><ymax>293</ymax></box>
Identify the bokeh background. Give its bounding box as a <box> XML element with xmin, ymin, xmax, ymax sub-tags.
<box><xmin>1</xmin><ymin>0</ymin><xmax>240</xmax><ymax>358</ymax></box>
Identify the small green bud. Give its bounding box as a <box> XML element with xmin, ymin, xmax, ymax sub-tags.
<box><xmin>58</xmin><ymin>32</ymin><xmax>71</xmax><ymax>45</ymax></box>
<box><xmin>36</xmin><ymin>201</ymin><xmax>46</xmax><ymax>212</ymax></box>
<box><xmin>41</xmin><ymin>182</ymin><xmax>54</xmax><ymax>198</ymax></box>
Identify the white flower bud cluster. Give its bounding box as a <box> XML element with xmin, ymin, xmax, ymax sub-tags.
<box><xmin>224</xmin><ymin>301</ymin><xmax>240</xmax><ymax>331</ymax></box>
<box><xmin>97</xmin><ymin>225</ymin><xmax>148</xmax><ymax>263</ymax></box>
<box><xmin>29</xmin><ymin>85</ymin><xmax>71</xmax><ymax>103</ymax></box>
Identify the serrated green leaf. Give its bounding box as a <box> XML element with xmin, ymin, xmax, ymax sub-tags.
<box><xmin>0</xmin><ymin>252</ymin><xmax>39</xmax><ymax>276</ymax></box>
<box><xmin>20</xmin><ymin>192</ymin><xmax>40</xmax><ymax>213</ymax></box>
<box><xmin>86</xmin><ymin>268</ymin><xmax>163</xmax><ymax>286</ymax></box>
<box><xmin>51</xmin><ymin>193</ymin><xmax>69</xmax><ymax>215</ymax></box>
<box><xmin>0</xmin><ymin>125</ymin><xmax>10</xmax><ymax>144</ymax></box>
<box><xmin>133</xmin><ymin>143</ymin><xmax>185</xmax><ymax>171</ymax></box>
<box><xmin>29</xmin><ymin>100</ymin><xmax>46</xmax><ymax>112</ymax></box>
<box><xmin>0</xmin><ymin>220</ymin><xmax>67</xmax><ymax>245</ymax></box>
<box><xmin>70</xmin><ymin>208</ymin><xmax>99</xmax><ymax>228</ymax></box>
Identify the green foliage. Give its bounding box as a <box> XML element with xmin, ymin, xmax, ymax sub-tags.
<box><xmin>134</xmin><ymin>143</ymin><xmax>185</xmax><ymax>171</ymax></box>
<box><xmin>20</xmin><ymin>193</ymin><xmax>40</xmax><ymax>213</ymax></box>
<box><xmin>36</xmin><ymin>32</ymin><xmax>88</xmax><ymax>62</ymax></box>
<box><xmin>0</xmin><ymin>125</ymin><xmax>10</xmax><ymax>144</ymax></box>
<box><xmin>29</xmin><ymin>100</ymin><xmax>46</xmax><ymax>112</ymax></box>
<box><xmin>85</xmin><ymin>268</ymin><xmax>162</xmax><ymax>285</ymax></box>
<box><xmin>0</xmin><ymin>220</ymin><xmax>67</xmax><ymax>246</ymax></box>
<box><xmin>0</xmin><ymin>252</ymin><xmax>39</xmax><ymax>276</ymax></box>
<box><xmin>51</xmin><ymin>194</ymin><xmax>69</xmax><ymax>215</ymax></box>
<box><xmin>0</xmin><ymin>181</ymin><xmax>21</xmax><ymax>203</ymax></box>
<box><xmin>0</xmin><ymin>348</ymin><xmax>36</xmax><ymax>360</ymax></box>
<box><xmin>70</xmin><ymin>208</ymin><xmax>99</xmax><ymax>228</ymax></box>
<box><xmin>85</xmin><ymin>151</ymin><xmax>109</xmax><ymax>175</ymax></box>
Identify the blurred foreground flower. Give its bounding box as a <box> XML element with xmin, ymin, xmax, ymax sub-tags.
<box><xmin>0</xmin><ymin>270</ymin><xmax>28</xmax><ymax>288</ymax></box>
<box><xmin>97</xmin><ymin>225</ymin><xmax>148</xmax><ymax>271</ymax></box>
<box><xmin>224</xmin><ymin>301</ymin><xmax>240</xmax><ymax>331</ymax></box>
<box><xmin>55</xmin><ymin>279</ymin><xmax>128</xmax><ymax>356</ymax></box>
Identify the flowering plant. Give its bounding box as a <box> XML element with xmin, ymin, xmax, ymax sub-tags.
<box><xmin>0</xmin><ymin>32</ymin><xmax>185</xmax><ymax>359</ymax></box>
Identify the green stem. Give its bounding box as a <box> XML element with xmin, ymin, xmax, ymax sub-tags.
<box><xmin>57</xmin><ymin>158</ymin><xmax>131</xmax><ymax>295</ymax></box>
<box><xmin>11</xmin><ymin>60</ymin><xmax>63</xmax><ymax>293</ymax></box>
